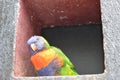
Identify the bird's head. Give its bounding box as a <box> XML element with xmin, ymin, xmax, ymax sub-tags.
<box><xmin>27</xmin><ymin>36</ymin><xmax>50</xmax><ymax>55</ymax></box>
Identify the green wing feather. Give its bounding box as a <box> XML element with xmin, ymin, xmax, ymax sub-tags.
<box><xmin>51</xmin><ymin>46</ymin><xmax>74</xmax><ymax>68</ymax></box>
<box><xmin>51</xmin><ymin>46</ymin><xmax>78</xmax><ymax>75</ymax></box>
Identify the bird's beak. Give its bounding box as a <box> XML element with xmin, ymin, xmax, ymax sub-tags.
<box><xmin>30</xmin><ymin>43</ymin><xmax>38</xmax><ymax>51</ymax></box>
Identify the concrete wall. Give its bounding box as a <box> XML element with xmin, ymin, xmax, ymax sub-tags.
<box><xmin>101</xmin><ymin>0</ymin><xmax>120</xmax><ymax>80</ymax></box>
<box><xmin>0</xmin><ymin>0</ymin><xmax>19</xmax><ymax>80</ymax></box>
<box><xmin>0</xmin><ymin>0</ymin><xmax>120</xmax><ymax>80</ymax></box>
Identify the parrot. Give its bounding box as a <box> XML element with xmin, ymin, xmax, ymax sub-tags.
<box><xmin>27</xmin><ymin>35</ymin><xmax>79</xmax><ymax>76</ymax></box>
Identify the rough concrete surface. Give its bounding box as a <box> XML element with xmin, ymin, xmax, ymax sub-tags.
<box><xmin>101</xmin><ymin>0</ymin><xmax>120</xmax><ymax>80</ymax></box>
<box><xmin>0</xmin><ymin>0</ymin><xmax>120</xmax><ymax>80</ymax></box>
<box><xmin>0</xmin><ymin>0</ymin><xmax>19</xmax><ymax>80</ymax></box>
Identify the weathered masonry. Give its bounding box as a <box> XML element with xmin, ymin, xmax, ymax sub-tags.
<box><xmin>0</xmin><ymin>0</ymin><xmax>120</xmax><ymax>80</ymax></box>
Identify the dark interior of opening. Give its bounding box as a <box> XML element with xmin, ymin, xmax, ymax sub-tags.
<box><xmin>41</xmin><ymin>24</ymin><xmax>104</xmax><ymax>74</ymax></box>
<box><xmin>14</xmin><ymin>0</ymin><xmax>104</xmax><ymax>76</ymax></box>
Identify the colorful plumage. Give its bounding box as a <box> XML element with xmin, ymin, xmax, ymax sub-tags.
<box><xmin>27</xmin><ymin>36</ymin><xmax>78</xmax><ymax>76</ymax></box>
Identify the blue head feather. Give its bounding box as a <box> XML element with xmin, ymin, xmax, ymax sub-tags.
<box><xmin>27</xmin><ymin>36</ymin><xmax>46</xmax><ymax>55</ymax></box>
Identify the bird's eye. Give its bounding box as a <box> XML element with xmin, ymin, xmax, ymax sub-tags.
<box><xmin>36</xmin><ymin>38</ymin><xmax>39</xmax><ymax>41</ymax></box>
<box><xmin>36</xmin><ymin>38</ymin><xmax>40</xmax><ymax>42</ymax></box>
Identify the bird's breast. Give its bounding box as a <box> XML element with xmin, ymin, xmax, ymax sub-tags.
<box><xmin>31</xmin><ymin>49</ymin><xmax>57</xmax><ymax>70</ymax></box>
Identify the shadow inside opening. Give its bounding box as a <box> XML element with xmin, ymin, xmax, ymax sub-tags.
<box><xmin>41</xmin><ymin>24</ymin><xmax>104</xmax><ymax>74</ymax></box>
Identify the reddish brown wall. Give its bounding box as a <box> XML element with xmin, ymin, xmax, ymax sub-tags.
<box><xmin>23</xmin><ymin>0</ymin><xmax>101</xmax><ymax>27</ymax></box>
<box><xmin>14</xmin><ymin>1</ymin><xmax>38</xmax><ymax>76</ymax></box>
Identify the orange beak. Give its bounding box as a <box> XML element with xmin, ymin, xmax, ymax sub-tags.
<box><xmin>30</xmin><ymin>44</ymin><xmax>38</xmax><ymax>51</ymax></box>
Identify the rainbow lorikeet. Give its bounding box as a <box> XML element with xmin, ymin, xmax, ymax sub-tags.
<box><xmin>27</xmin><ymin>36</ymin><xmax>78</xmax><ymax>76</ymax></box>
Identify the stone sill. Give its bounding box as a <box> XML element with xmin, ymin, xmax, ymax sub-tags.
<box><xmin>11</xmin><ymin>73</ymin><xmax>106</xmax><ymax>80</ymax></box>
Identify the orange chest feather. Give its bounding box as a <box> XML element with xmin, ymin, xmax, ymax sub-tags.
<box><xmin>31</xmin><ymin>49</ymin><xmax>57</xmax><ymax>70</ymax></box>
